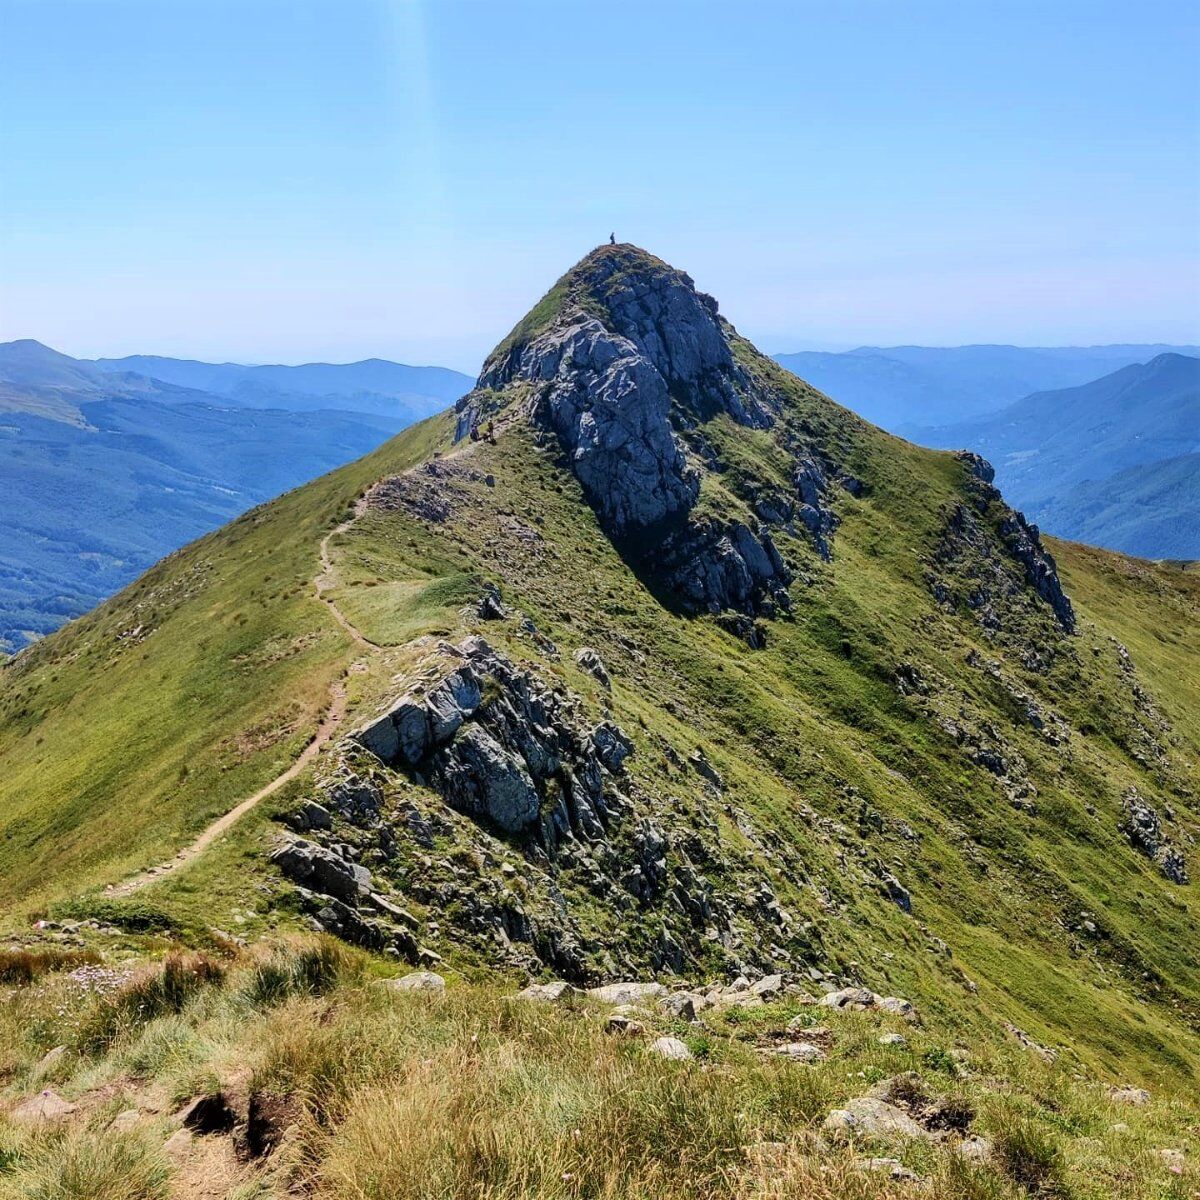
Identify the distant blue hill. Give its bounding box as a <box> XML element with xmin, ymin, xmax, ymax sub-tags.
<box><xmin>0</xmin><ymin>341</ymin><xmax>470</xmax><ymax>654</ymax></box>
<box><xmin>91</xmin><ymin>353</ymin><xmax>471</xmax><ymax>422</ymax></box>
<box><xmin>909</xmin><ymin>354</ymin><xmax>1200</xmax><ymax>559</ymax></box>
<box><xmin>774</xmin><ymin>343</ymin><xmax>1199</xmax><ymax>429</ymax></box>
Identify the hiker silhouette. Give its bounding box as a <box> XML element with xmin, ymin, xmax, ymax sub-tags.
<box><xmin>609</xmin><ymin>232</ymin><xmax>616</xmax><ymax>244</ymax></box>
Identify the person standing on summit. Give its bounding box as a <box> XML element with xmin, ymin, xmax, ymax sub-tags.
<box><xmin>609</xmin><ymin>232</ymin><xmax>616</xmax><ymax>244</ymax></box>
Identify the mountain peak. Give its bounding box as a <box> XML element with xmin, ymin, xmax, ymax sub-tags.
<box><xmin>454</xmin><ymin>246</ymin><xmax>1078</xmax><ymax>638</ymax></box>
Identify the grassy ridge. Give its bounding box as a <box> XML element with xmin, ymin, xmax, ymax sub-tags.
<box><xmin>0</xmin><ymin>939</ymin><xmax>1194</xmax><ymax>1199</ymax></box>
<box><xmin>0</xmin><ymin>270</ymin><xmax>1196</xmax><ymax>1120</ymax></box>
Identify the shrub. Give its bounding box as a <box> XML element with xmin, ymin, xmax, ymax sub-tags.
<box><xmin>242</xmin><ymin>937</ymin><xmax>361</xmax><ymax>1009</ymax></box>
<box><xmin>0</xmin><ymin>1129</ymin><xmax>170</xmax><ymax>1200</ymax></box>
<box><xmin>993</xmin><ymin>1114</ymin><xmax>1066</xmax><ymax>1196</ymax></box>
<box><xmin>74</xmin><ymin>952</ymin><xmax>225</xmax><ymax>1053</ymax></box>
<box><xmin>0</xmin><ymin>948</ymin><xmax>98</xmax><ymax>986</ymax></box>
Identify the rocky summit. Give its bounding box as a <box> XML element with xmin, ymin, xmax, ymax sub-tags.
<box><xmin>0</xmin><ymin>244</ymin><xmax>1198</xmax><ymax>1196</ymax></box>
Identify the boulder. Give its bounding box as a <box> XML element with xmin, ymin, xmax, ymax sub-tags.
<box><xmin>11</xmin><ymin>1088</ymin><xmax>76</xmax><ymax>1124</ymax></box>
<box><xmin>574</xmin><ymin>647</ymin><xmax>611</xmax><ymax>690</ymax></box>
<box><xmin>384</xmin><ymin>970</ymin><xmax>445</xmax><ymax>995</ymax></box>
<box><xmin>650</xmin><ymin>1036</ymin><xmax>692</xmax><ymax>1061</ymax></box>
<box><xmin>749</xmin><ymin>973</ymin><xmax>785</xmax><ymax>999</ymax></box>
<box><xmin>588</xmin><ymin>981</ymin><xmax>667</xmax><ymax>1006</ymax></box>
<box><xmin>819</xmin><ymin>987</ymin><xmax>876</xmax><ymax>1010</ymax></box>
<box><xmin>823</xmin><ymin>1098</ymin><xmax>926</xmax><ymax>1141</ymax></box>
<box><xmin>515</xmin><ymin>981</ymin><xmax>579</xmax><ymax>1004</ymax></box>
<box><xmin>660</xmin><ymin>991</ymin><xmax>704</xmax><ymax>1021</ymax></box>
<box><xmin>270</xmin><ymin>837</ymin><xmax>372</xmax><ymax>904</ymax></box>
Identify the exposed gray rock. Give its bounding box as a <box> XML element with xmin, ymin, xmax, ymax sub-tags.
<box><xmin>515</xmin><ymin>981</ymin><xmax>579</xmax><ymax>1004</ymax></box>
<box><xmin>11</xmin><ymin>1089</ymin><xmax>76</xmax><ymax>1124</ymax></box>
<box><xmin>775</xmin><ymin>1041</ymin><xmax>825</xmax><ymax>1062</ymax></box>
<box><xmin>574</xmin><ymin>647</ymin><xmax>611</xmax><ymax>689</ymax></box>
<box><xmin>588</xmin><ymin>980</ymin><xmax>668</xmax><ymax>1005</ymax></box>
<box><xmin>659</xmin><ymin>519</ymin><xmax>791</xmax><ymax>617</ymax></box>
<box><xmin>819</xmin><ymin>986</ymin><xmax>877</xmax><ymax>1010</ymax></box>
<box><xmin>270</xmin><ymin>837</ymin><xmax>372</xmax><ymax>904</ymax></box>
<box><xmin>650</xmin><ymin>1035</ymin><xmax>693</xmax><ymax>1061</ymax></box>
<box><xmin>353</xmin><ymin>637</ymin><xmax>633</xmax><ymax>846</ymax></box>
<box><xmin>285</xmin><ymin>800</ymin><xmax>332</xmax><ymax>832</ymax></box>
<box><xmin>384</xmin><ymin>970</ymin><xmax>446</xmax><ymax>995</ymax></box>
<box><xmin>1121</xmin><ymin>788</ymin><xmax>1188</xmax><ymax>884</ymax></box>
<box><xmin>823</xmin><ymin>1097</ymin><xmax>927</xmax><ymax>1140</ymax></box>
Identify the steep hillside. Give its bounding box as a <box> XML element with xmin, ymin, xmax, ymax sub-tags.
<box><xmin>774</xmin><ymin>343</ymin><xmax>1199</xmax><ymax>429</ymax></box>
<box><xmin>1</xmin><ymin>241</ymin><xmax>1197</xmax><ymax>1121</ymax></box>
<box><xmin>912</xmin><ymin>354</ymin><xmax>1200</xmax><ymax>558</ymax></box>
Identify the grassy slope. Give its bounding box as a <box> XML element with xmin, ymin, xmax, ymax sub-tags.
<box><xmin>0</xmin><ymin>940</ymin><xmax>1195</xmax><ymax>1200</ymax></box>
<box><xmin>0</xmin><ymin>298</ymin><xmax>1197</xmax><ymax>1107</ymax></box>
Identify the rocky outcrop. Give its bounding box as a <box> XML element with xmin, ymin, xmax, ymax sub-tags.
<box><xmin>1121</xmin><ymin>787</ymin><xmax>1188</xmax><ymax>884</ymax></box>
<box><xmin>457</xmin><ymin>246</ymin><xmax>792</xmax><ymax>623</ymax></box>
<box><xmin>353</xmin><ymin>636</ymin><xmax>633</xmax><ymax>845</ymax></box>
<box><xmin>928</xmin><ymin>498</ymin><xmax>1074</xmax><ymax>638</ymax></box>
<box><xmin>658</xmin><ymin>520</ymin><xmax>791</xmax><ymax>617</ymax></box>
<box><xmin>998</xmin><ymin>510</ymin><xmax>1075</xmax><ymax>633</ymax></box>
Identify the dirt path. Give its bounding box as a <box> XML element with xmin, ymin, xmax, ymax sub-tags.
<box><xmin>107</xmin><ymin>506</ymin><xmax>376</xmax><ymax>897</ymax></box>
<box><xmin>106</xmin><ymin>430</ymin><xmax>499</xmax><ymax>897</ymax></box>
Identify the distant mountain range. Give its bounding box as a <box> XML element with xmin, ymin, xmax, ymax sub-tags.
<box><xmin>0</xmin><ymin>341</ymin><xmax>471</xmax><ymax>653</ymax></box>
<box><xmin>90</xmin><ymin>353</ymin><xmax>470</xmax><ymax>422</ymax></box>
<box><xmin>908</xmin><ymin>353</ymin><xmax>1200</xmax><ymax>559</ymax></box>
<box><xmin>773</xmin><ymin>343</ymin><xmax>1199</xmax><ymax>429</ymax></box>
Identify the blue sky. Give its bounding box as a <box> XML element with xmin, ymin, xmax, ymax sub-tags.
<box><xmin>2</xmin><ymin>0</ymin><xmax>1198</xmax><ymax>372</ymax></box>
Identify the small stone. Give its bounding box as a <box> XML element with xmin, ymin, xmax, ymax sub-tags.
<box><xmin>876</xmin><ymin>996</ymin><xmax>916</xmax><ymax>1019</ymax></box>
<box><xmin>385</xmin><ymin>970</ymin><xmax>445</xmax><ymax>994</ymax></box>
<box><xmin>957</xmin><ymin>1135</ymin><xmax>993</xmax><ymax>1163</ymax></box>
<box><xmin>604</xmin><ymin>1013</ymin><xmax>645</xmax><ymax>1037</ymax></box>
<box><xmin>775</xmin><ymin>1041</ymin><xmax>825</xmax><ymax>1062</ymax></box>
<box><xmin>1109</xmin><ymin>1086</ymin><xmax>1151</xmax><ymax>1106</ymax></box>
<box><xmin>11</xmin><ymin>1088</ymin><xmax>76</xmax><ymax>1124</ymax></box>
<box><xmin>879</xmin><ymin>1032</ymin><xmax>908</xmax><ymax>1047</ymax></box>
<box><xmin>110</xmin><ymin>1109</ymin><xmax>141</xmax><ymax>1132</ymax></box>
<box><xmin>163</xmin><ymin>1128</ymin><xmax>193</xmax><ymax>1160</ymax></box>
<box><xmin>650</xmin><ymin>1036</ymin><xmax>692</xmax><ymax>1061</ymax></box>
<box><xmin>35</xmin><ymin>1045</ymin><xmax>67</xmax><ymax>1073</ymax></box>
<box><xmin>855</xmin><ymin>1157</ymin><xmax>924</xmax><ymax>1182</ymax></box>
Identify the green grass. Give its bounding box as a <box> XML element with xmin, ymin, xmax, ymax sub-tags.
<box><xmin>0</xmin><ymin>938</ymin><xmax>1193</xmax><ymax>1199</ymax></box>
<box><xmin>0</xmin><ymin>246</ymin><xmax>1197</xmax><ymax>1126</ymax></box>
